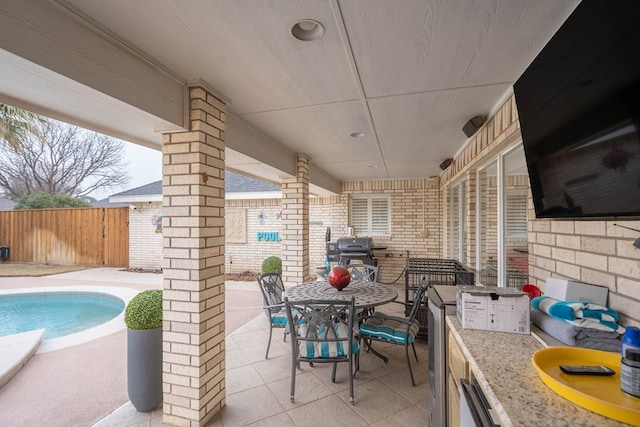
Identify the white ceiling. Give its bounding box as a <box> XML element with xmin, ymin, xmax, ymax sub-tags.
<box><xmin>0</xmin><ymin>0</ymin><xmax>580</xmax><ymax>194</ymax></box>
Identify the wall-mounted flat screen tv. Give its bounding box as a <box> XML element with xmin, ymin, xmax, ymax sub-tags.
<box><xmin>514</xmin><ymin>1</ymin><xmax>640</xmax><ymax>219</ymax></box>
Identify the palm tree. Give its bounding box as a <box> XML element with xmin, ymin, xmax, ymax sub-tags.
<box><xmin>0</xmin><ymin>104</ymin><xmax>43</xmax><ymax>148</ymax></box>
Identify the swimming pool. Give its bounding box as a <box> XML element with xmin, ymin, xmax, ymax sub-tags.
<box><xmin>0</xmin><ymin>292</ymin><xmax>124</xmax><ymax>340</ymax></box>
<box><xmin>0</xmin><ymin>286</ymin><xmax>140</xmax><ymax>352</ymax></box>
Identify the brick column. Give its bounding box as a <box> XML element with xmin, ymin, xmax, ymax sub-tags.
<box><xmin>162</xmin><ymin>85</ymin><xmax>226</xmax><ymax>426</ymax></box>
<box><xmin>281</xmin><ymin>154</ymin><xmax>310</xmax><ymax>287</ymax></box>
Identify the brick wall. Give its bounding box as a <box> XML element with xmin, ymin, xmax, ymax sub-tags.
<box><xmin>529</xmin><ymin>219</ymin><xmax>640</xmax><ymax>326</ymax></box>
<box><xmin>309</xmin><ymin>195</ymin><xmax>344</xmax><ymax>273</ymax></box>
<box><xmin>225</xmin><ymin>199</ymin><xmax>281</xmax><ymax>274</ymax></box>
<box><xmin>440</xmin><ymin>95</ymin><xmax>640</xmax><ymax>327</ymax></box>
<box><xmin>128</xmin><ymin>202</ymin><xmax>163</xmax><ymax>270</ymax></box>
<box><xmin>223</xmin><ymin>178</ymin><xmax>444</xmax><ymax>284</ymax></box>
<box><xmin>339</xmin><ymin>179</ymin><xmax>442</xmax><ymax>283</ymax></box>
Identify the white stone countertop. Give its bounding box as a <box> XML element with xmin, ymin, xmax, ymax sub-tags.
<box><xmin>446</xmin><ymin>315</ymin><xmax>632</xmax><ymax>427</ymax></box>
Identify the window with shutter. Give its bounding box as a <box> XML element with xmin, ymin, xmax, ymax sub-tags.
<box><xmin>349</xmin><ymin>195</ymin><xmax>390</xmax><ymax>236</ymax></box>
<box><xmin>506</xmin><ymin>190</ymin><xmax>528</xmax><ymax>237</ymax></box>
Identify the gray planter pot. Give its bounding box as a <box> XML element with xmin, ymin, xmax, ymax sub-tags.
<box><xmin>127</xmin><ymin>327</ymin><xmax>162</xmax><ymax>412</ymax></box>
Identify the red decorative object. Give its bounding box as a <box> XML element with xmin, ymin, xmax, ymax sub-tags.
<box><xmin>522</xmin><ymin>284</ymin><xmax>542</xmax><ymax>299</ymax></box>
<box><xmin>328</xmin><ymin>266</ymin><xmax>351</xmax><ymax>291</ymax></box>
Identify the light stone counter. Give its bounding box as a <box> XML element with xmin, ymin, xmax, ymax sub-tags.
<box><xmin>446</xmin><ymin>315</ymin><xmax>631</xmax><ymax>427</ymax></box>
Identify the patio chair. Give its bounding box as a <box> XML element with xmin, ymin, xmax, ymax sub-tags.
<box><xmin>345</xmin><ymin>263</ymin><xmax>378</xmax><ymax>282</ymax></box>
<box><xmin>346</xmin><ymin>263</ymin><xmax>379</xmax><ymax>317</ymax></box>
<box><xmin>256</xmin><ymin>272</ymin><xmax>289</xmax><ymax>359</ymax></box>
<box><xmin>359</xmin><ymin>279</ymin><xmax>429</xmax><ymax>386</ymax></box>
<box><xmin>284</xmin><ymin>296</ymin><xmax>360</xmax><ymax>404</ymax></box>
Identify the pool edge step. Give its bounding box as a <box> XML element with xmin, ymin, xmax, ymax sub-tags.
<box><xmin>0</xmin><ymin>329</ymin><xmax>44</xmax><ymax>389</ymax></box>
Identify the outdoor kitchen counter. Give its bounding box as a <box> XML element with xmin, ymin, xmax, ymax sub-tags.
<box><xmin>446</xmin><ymin>315</ymin><xmax>629</xmax><ymax>427</ymax></box>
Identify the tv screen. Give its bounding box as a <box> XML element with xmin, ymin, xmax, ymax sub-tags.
<box><xmin>514</xmin><ymin>1</ymin><xmax>640</xmax><ymax>219</ymax></box>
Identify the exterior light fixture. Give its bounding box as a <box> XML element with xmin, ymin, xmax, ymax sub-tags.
<box><xmin>291</xmin><ymin>20</ymin><xmax>324</xmax><ymax>41</ymax></box>
<box><xmin>350</xmin><ymin>132</ymin><xmax>366</xmax><ymax>138</ymax></box>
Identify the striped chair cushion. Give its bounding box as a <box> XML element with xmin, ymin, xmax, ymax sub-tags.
<box><xmin>298</xmin><ymin>323</ymin><xmax>359</xmax><ymax>358</ymax></box>
<box><xmin>270</xmin><ymin>308</ymin><xmax>289</xmax><ymax>325</ymax></box>
<box><xmin>360</xmin><ymin>313</ymin><xmax>420</xmax><ymax>344</ymax></box>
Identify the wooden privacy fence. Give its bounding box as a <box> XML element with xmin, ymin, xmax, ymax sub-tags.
<box><xmin>0</xmin><ymin>207</ymin><xmax>129</xmax><ymax>267</ymax></box>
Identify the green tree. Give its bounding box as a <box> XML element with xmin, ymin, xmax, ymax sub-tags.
<box><xmin>14</xmin><ymin>192</ymin><xmax>91</xmax><ymax>210</ymax></box>
<box><xmin>0</xmin><ymin>104</ymin><xmax>43</xmax><ymax>149</ymax></box>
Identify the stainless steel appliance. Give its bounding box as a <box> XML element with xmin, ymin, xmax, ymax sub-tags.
<box><xmin>427</xmin><ymin>285</ymin><xmax>458</xmax><ymax>427</ymax></box>
<box><xmin>336</xmin><ymin>237</ymin><xmax>375</xmax><ymax>265</ymax></box>
<box><xmin>460</xmin><ymin>375</ymin><xmax>500</xmax><ymax>426</ymax></box>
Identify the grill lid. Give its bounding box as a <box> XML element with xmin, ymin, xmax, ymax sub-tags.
<box><xmin>337</xmin><ymin>237</ymin><xmax>373</xmax><ymax>252</ymax></box>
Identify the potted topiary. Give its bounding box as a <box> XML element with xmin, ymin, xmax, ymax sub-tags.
<box><xmin>124</xmin><ymin>289</ymin><xmax>163</xmax><ymax>412</ymax></box>
<box><xmin>261</xmin><ymin>256</ymin><xmax>282</xmax><ymax>274</ymax></box>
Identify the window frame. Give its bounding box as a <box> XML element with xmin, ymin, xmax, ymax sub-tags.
<box><xmin>505</xmin><ymin>189</ymin><xmax>529</xmax><ymax>238</ymax></box>
<box><xmin>475</xmin><ymin>143</ymin><xmax>528</xmax><ymax>287</ymax></box>
<box><xmin>348</xmin><ymin>194</ymin><xmax>391</xmax><ymax>237</ymax></box>
<box><xmin>450</xmin><ymin>180</ymin><xmax>466</xmax><ymax>262</ymax></box>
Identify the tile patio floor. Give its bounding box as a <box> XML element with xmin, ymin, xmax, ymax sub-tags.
<box><xmin>95</xmin><ymin>283</ymin><xmax>432</xmax><ymax>426</ymax></box>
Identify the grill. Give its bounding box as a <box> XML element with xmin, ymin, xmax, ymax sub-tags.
<box><xmin>336</xmin><ymin>237</ymin><xmax>374</xmax><ymax>266</ymax></box>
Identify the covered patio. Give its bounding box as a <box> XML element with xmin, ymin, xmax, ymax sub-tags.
<box><xmin>6</xmin><ymin>3</ymin><xmax>639</xmax><ymax>427</ymax></box>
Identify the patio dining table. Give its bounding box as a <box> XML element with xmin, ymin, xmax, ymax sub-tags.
<box><xmin>285</xmin><ymin>279</ymin><xmax>399</xmax><ymax>363</ymax></box>
<box><xmin>284</xmin><ymin>279</ymin><xmax>397</xmax><ymax>309</ymax></box>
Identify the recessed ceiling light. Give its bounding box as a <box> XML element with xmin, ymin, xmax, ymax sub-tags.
<box><xmin>291</xmin><ymin>20</ymin><xmax>324</xmax><ymax>41</ymax></box>
<box><xmin>350</xmin><ymin>132</ymin><xmax>366</xmax><ymax>138</ymax></box>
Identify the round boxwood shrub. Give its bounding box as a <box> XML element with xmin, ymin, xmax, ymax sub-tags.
<box><xmin>124</xmin><ymin>289</ymin><xmax>163</xmax><ymax>330</ymax></box>
<box><xmin>261</xmin><ymin>256</ymin><xmax>282</xmax><ymax>274</ymax></box>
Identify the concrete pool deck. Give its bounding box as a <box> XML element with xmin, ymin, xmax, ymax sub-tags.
<box><xmin>0</xmin><ymin>268</ymin><xmax>263</xmax><ymax>427</ymax></box>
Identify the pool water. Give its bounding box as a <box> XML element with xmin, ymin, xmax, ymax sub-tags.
<box><xmin>0</xmin><ymin>292</ymin><xmax>125</xmax><ymax>340</ymax></box>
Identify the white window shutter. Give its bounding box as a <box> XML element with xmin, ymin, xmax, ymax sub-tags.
<box><xmin>506</xmin><ymin>191</ymin><xmax>528</xmax><ymax>237</ymax></box>
<box><xmin>349</xmin><ymin>195</ymin><xmax>390</xmax><ymax>236</ymax></box>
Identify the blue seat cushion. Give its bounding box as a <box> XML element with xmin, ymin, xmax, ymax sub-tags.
<box><xmin>270</xmin><ymin>307</ymin><xmax>305</xmax><ymax>326</ymax></box>
<box><xmin>270</xmin><ymin>308</ymin><xmax>289</xmax><ymax>325</ymax></box>
<box><xmin>298</xmin><ymin>323</ymin><xmax>359</xmax><ymax>358</ymax></box>
<box><xmin>360</xmin><ymin>313</ymin><xmax>420</xmax><ymax>344</ymax></box>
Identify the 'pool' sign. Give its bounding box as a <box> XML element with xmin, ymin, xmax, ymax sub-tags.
<box><xmin>257</xmin><ymin>232</ymin><xmax>281</xmax><ymax>242</ymax></box>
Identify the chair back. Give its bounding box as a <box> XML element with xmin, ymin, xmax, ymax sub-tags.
<box><xmin>257</xmin><ymin>273</ymin><xmax>285</xmax><ymax>314</ymax></box>
<box><xmin>346</xmin><ymin>264</ymin><xmax>378</xmax><ymax>282</ymax></box>
<box><xmin>406</xmin><ymin>279</ymin><xmax>429</xmax><ymax>323</ymax></box>
<box><xmin>284</xmin><ymin>297</ymin><xmax>357</xmax><ymax>359</ymax></box>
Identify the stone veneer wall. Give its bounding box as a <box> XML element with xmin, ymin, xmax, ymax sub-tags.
<box><xmin>128</xmin><ymin>201</ymin><xmax>163</xmax><ymax>270</ymax></box>
<box><xmin>440</xmin><ymin>95</ymin><xmax>640</xmax><ymax>327</ymax></box>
